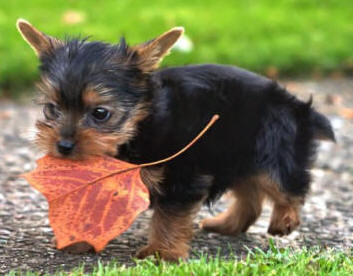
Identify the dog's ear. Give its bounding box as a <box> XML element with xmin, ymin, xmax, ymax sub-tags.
<box><xmin>16</xmin><ymin>19</ymin><xmax>62</xmax><ymax>56</ymax></box>
<box><xmin>132</xmin><ymin>27</ymin><xmax>184</xmax><ymax>71</ymax></box>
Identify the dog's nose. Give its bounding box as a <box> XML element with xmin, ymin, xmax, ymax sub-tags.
<box><xmin>57</xmin><ymin>140</ymin><xmax>75</xmax><ymax>155</ymax></box>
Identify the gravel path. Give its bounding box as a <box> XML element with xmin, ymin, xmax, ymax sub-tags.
<box><xmin>0</xmin><ymin>79</ymin><xmax>352</xmax><ymax>274</ymax></box>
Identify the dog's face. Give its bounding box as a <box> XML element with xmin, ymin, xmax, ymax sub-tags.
<box><xmin>17</xmin><ymin>19</ymin><xmax>183</xmax><ymax>159</ymax></box>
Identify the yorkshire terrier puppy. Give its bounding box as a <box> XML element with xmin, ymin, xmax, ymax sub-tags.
<box><xmin>17</xmin><ymin>19</ymin><xmax>335</xmax><ymax>261</ymax></box>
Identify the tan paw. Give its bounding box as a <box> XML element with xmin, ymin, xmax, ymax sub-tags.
<box><xmin>268</xmin><ymin>213</ymin><xmax>300</xmax><ymax>236</ymax></box>
<box><xmin>51</xmin><ymin>237</ymin><xmax>93</xmax><ymax>253</ymax></box>
<box><xmin>200</xmin><ymin>216</ymin><xmax>248</xmax><ymax>236</ymax></box>
<box><xmin>136</xmin><ymin>245</ymin><xmax>188</xmax><ymax>262</ymax></box>
<box><xmin>200</xmin><ymin>217</ymin><xmax>227</xmax><ymax>233</ymax></box>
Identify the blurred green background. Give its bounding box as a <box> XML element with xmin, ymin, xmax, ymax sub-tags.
<box><xmin>0</xmin><ymin>0</ymin><xmax>352</xmax><ymax>97</ymax></box>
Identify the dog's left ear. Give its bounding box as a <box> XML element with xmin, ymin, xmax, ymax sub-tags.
<box><xmin>132</xmin><ymin>27</ymin><xmax>184</xmax><ymax>71</ymax></box>
<box><xmin>16</xmin><ymin>19</ymin><xmax>62</xmax><ymax>56</ymax></box>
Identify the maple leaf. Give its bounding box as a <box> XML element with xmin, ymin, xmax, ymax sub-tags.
<box><xmin>22</xmin><ymin>155</ymin><xmax>149</xmax><ymax>252</ymax></box>
<box><xmin>21</xmin><ymin>115</ymin><xmax>219</xmax><ymax>252</ymax></box>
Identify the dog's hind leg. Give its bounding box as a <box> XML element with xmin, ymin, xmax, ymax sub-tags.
<box><xmin>260</xmin><ymin>176</ymin><xmax>303</xmax><ymax>236</ymax></box>
<box><xmin>268</xmin><ymin>201</ymin><xmax>302</xmax><ymax>236</ymax></box>
<box><xmin>200</xmin><ymin>176</ymin><xmax>265</xmax><ymax>236</ymax></box>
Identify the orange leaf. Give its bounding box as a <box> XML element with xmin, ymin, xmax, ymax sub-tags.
<box><xmin>22</xmin><ymin>155</ymin><xmax>149</xmax><ymax>252</ymax></box>
<box><xmin>21</xmin><ymin>115</ymin><xmax>220</xmax><ymax>253</ymax></box>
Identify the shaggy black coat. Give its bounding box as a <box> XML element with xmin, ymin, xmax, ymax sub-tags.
<box><xmin>118</xmin><ymin>64</ymin><xmax>335</xmax><ymax>209</ymax></box>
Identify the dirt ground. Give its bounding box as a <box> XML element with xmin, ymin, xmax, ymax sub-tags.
<box><xmin>0</xmin><ymin>79</ymin><xmax>352</xmax><ymax>274</ymax></box>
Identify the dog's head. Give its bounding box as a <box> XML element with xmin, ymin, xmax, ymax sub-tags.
<box><xmin>17</xmin><ymin>19</ymin><xmax>183</xmax><ymax>159</ymax></box>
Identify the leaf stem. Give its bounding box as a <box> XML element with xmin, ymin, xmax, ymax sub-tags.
<box><xmin>50</xmin><ymin>114</ymin><xmax>219</xmax><ymax>202</ymax></box>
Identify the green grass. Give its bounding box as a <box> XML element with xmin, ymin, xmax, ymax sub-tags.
<box><xmin>0</xmin><ymin>0</ymin><xmax>353</xmax><ymax>96</ymax></box>
<box><xmin>7</xmin><ymin>245</ymin><xmax>353</xmax><ymax>276</ymax></box>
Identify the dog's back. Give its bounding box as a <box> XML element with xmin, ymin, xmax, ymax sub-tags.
<box><xmin>136</xmin><ymin>65</ymin><xmax>335</xmax><ymax>202</ymax></box>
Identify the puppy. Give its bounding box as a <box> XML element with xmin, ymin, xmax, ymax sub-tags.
<box><xmin>17</xmin><ymin>19</ymin><xmax>335</xmax><ymax>261</ymax></box>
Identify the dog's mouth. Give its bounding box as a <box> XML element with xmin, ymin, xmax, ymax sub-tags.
<box><xmin>35</xmin><ymin>122</ymin><xmax>125</xmax><ymax>160</ymax></box>
<box><xmin>51</xmin><ymin>138</ymin><xmax>120</xmax><ymax>160</ymax></box>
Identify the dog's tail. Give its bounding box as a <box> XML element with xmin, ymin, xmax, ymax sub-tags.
<box><xmin>297</xmin><ymin>95</ymin><xmax>335</xmax><ymax>142</ymax></box>
<box><xmin>310</xmin><ymin>108</ymin><xmax>335</xmax><ymax>142</ymax></box>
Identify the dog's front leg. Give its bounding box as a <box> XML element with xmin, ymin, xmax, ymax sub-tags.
<box><xmin>136</xmin><ymin>203</ymin><xmax>199</xmax><ymax>262</ymax></box>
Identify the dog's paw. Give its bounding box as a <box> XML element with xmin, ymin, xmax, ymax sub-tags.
<box><xmin>200</xmin><ymin>216</ymin><xmax>247</xmax><ymax>236</ymax></box>
<box><xmin>63</xmin><ymin>242</ymin><xmax>94</xmax><ymax>254</ymax></box>
<box><xmin>268</xmin><ymin>213</ymin><xmax>300</xmax><ymax>236</ymax></box>
<box><xmin>136</xmin><ymin>245</ymin><xmax>188</xmax><ymax>262</ymax></box>
<box><xmin>51</xmin><ymin>237</ymin><xmax>93</xmax><ymax>253</ymax></box>
<box><xmin>200</xmin><ymin>217</ymin><xmax>228</xmax><ymax>233</ymax></box>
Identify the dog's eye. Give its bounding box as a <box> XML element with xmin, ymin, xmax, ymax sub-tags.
<box><xmin>91</xmin><ymin>107</ymin><xmax>111</xmax><ymax>122</ymax></box>
<box><xmin>43</xmin><ymin>103</ymin><xmax>60</xmax><ymax>120</ymax></box>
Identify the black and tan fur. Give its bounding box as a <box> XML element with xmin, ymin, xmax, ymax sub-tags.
<box><xmin>17</xmin><ymin>19</ymin><xmax>335</xmax><ymax>261</ymax></box>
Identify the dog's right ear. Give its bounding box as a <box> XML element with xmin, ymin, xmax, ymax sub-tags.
<box><xmin>16</xmin><ymin>19</ymin><xmax>62</xmax><ymax>56</ymax></box>
<box><xmin>131</xmin><ymin>27</ymin><xmax>184</xmax><ymax>71</ymax></box>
